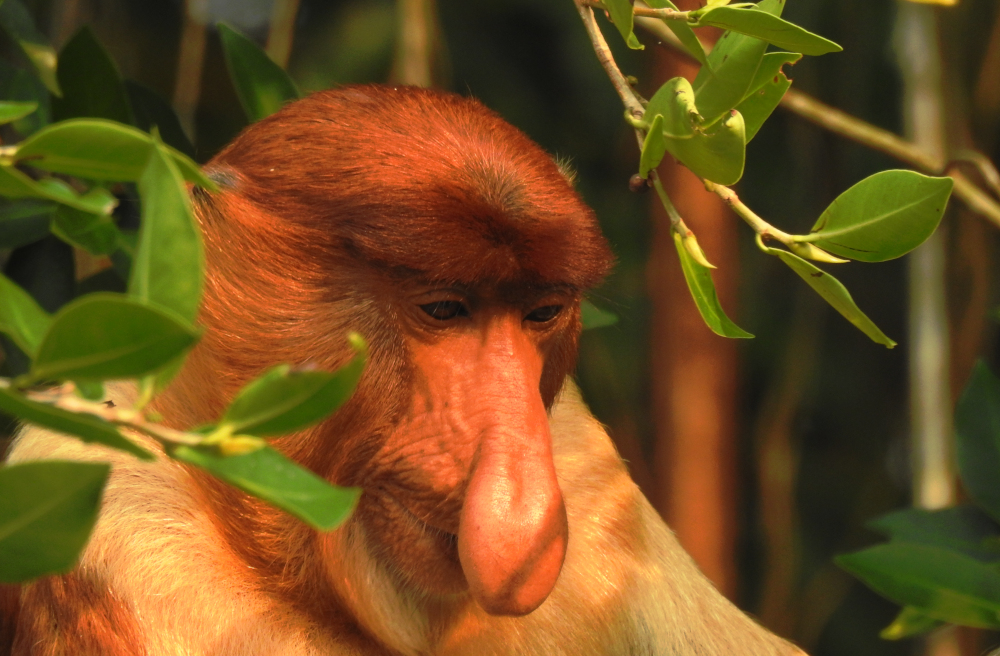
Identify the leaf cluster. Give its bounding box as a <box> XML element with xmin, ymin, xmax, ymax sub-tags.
<box><xmin>597</xmin><ymin>0</ymin><xmax>953</xmax><ymax>345</ymax></box>
<box><xmin>0</xmin><ymin>9</ymin><xmax>364</xmax><ymax>583</ymax></box>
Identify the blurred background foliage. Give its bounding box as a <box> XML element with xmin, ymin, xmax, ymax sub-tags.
<box><xmin>0</xmin><ymin>0</ymin><xmax>999</xmax><ymax>655</ymax></box>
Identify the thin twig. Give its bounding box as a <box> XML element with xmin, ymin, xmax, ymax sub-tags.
<box><xmin>4</xmin><ymin>380</ymin><xmax>203</xmax><ymax>448</ymax></box>
<box><xmin>633</xmin><ymin>13</ymin><xmax>1000</xmax><ymax>228</ymax></box>
<box><xmin>576</xmin><ymin>2</ymin><xmax>644</xmax><ymax>118</ymax></box>
<box><xmin>581</xmin><ymin>0</ymin><xmax>687</xmax><ymax>21</ymax></box>
<box><xmin>705</xmin><ymin>181</ymin><xmax>794</xmax><ymax>245</ymax></box>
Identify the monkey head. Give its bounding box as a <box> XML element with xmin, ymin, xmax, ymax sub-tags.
<box><xmin>159</xmin><ymin>85</ymin><xmax>613</xmax><ymax>619</ymax></box>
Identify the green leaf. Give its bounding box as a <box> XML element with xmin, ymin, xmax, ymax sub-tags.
<box><xmin>693</xmin><ymin>0</ymin><xmax>784</xmax><ymax>125</ymax></box>
<box><xmin>690</xmin><ymin>6</ymin><xmax>842</xmax><ymax>56</ymax></box>
<box><xmin>0</xmin><ymin>59</ymin><xmax>51</xmax><ymax>135</ymax></box>
<box><xmin>221</xmin><ymin>338</ymin><xmax>367</xmax><ymax>436</ymax></box>
<box><xmin>51</xmin><ymin>27</ymin><xmax>133</xmax><ymax>125</ymax></box>
<box><xmin>639</xmin><ymin>114</ymin><xmax>666</xmax><ymax>177</ymax></box>
<box><xmin>130</xmin><ymin>136</ymin><xmax>204</xmax><ymax>325</ymax></box>
<box><xmin>645</xmin><ymin>77</ymin><xmax>746</xmax><ymax>185</ymax></box>
<box><xmin>0</xmin><ymin>461</ymin><xmax>109</xmax><ymax>583</ymax></box>
<box><xmin>673</xmin><ymin>229</ymin><xmax>752</xmax><ymax>338</ymax></box>
<box><xmin>75</xmin><ymin>380</ymin><xmax>105</xmax><ymax>402</ymax></box>
<box><xmin>218</xmin><ymin>23</ymin><xmax>301</xmax><ymax>123</ymax></box>
<box><xmin>0</xmin><ymin>384</ymin><xmax>152</xmax><ymax>459</ymax></box>
<box><xmin>762</xmin><ymin>244</ymin><xmax>896</xmax><ymax>347</ymax></box>
<box><xmin>880</xmin><ymin>607</ymin><xmax>944</xmax><ymax>640</ymax></box>
<box><xmin>28</xmin><ymin>293</ymin><xmax>199</xmax><ymax>384</ymax></box>
<box><xmin>0</xmin><ymin>198</ymin><xmax>53</xmax><ymax>248</ymax></box>
<box><xmin>955</xmin><ymin>362</ymin><xmax>1000</xmax><ymax>523</ymax></box>
<box><xmin>125</xmin><ymin>80</ymin><xmax>195</xmax><ymax>159</ymax></box>
<box><xmin>171</xmin><ymin>444</ymin><xmax>359</xmax><ymax>530</ymax></box>
<box><xmin>798</xmin><ymin>171</ymin><xmax>953</xmax><ymax>262</ymax></box>
<box><xmin>0</xmin><ymin>165</ymin><xmax>115</xmax><ymax>215</ymax></box>
<box><xmin>645</xmin><ymin>0</ymin><xmax>707</xmax><ymax>65</ymax></box>
<box><xmin>736</xmin><ymin>52</ymin><xmax>800</xmax><ymax>142</ymax></box>
<box><xmin>14</xmin><ymin>119</ymin><xmax>214</xmax><ymax>189</ymax></box>
<box><xmin>868</xmin><ymin>505</ymin><xmax>1000</xmax><ymax>563</ymax></box>
<box><xmin>0</xmin><ymin>100</ymin><xmax>36</xmax><ymax>124</ymax></box>
<box><xmin>581</xmin><ymin>299</ymin><xmax>619</xmax><ymax>330</ymax></box>
<box><xmin>51</xmin><ymin>205</ymin><xmax>122</xmax><ymax>256</ymax></box>
<box><xmin>836</xmin><ymin>543</ymin><xmax>1000</xmax><ymax>630</ymax></box>
<box><xmin>602</xmin><ymin>0</ymin><xmax>644</xmax><ymax>50</ymax></box>
<box><xmin>0</xmin><ymin>272</ymin><xmax>50</xmax><ymax>357</ymax></box>
<box><xmin>0</xmin><ymin>0</ymin><xmax>60</xmax><ymax>96</ymax></box>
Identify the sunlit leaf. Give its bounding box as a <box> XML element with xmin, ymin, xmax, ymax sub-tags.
<box><xmin>693</xmin><ymin>0</ymin><xmax>784</xmax><ymax>125</ymax></box>
<box><xmin>0</xmin><ymin>461</ymin><xmax>109</xmax><ymax>582</ymax></box>
<box><xmin>0</xmin><ymin>165</ymin><xmax>115</xmax><ymax>215</ymax></box>
<box><xmin>220</xmin><ymin>337</ymin><xmax>366</xmax><ymax>436</ymax></box>
<box><xmin>130</xmin><ymin>136</ymin><xmax>204</xmax><ymax>325</ymax></box>
<box><xmin>880</xmin><ymin>607</ymin><xmax>944</xmax><ymax>640</ymax></box>
<box><xmin>581</xmin><ymin>299</ymin><xmax>619</xmax><ymax>330</ymax></box>
<box><xmin>29</xmin><ymin>293</ymin><xmax>199</xmax><ymax>384</ymax></box>
<box><xmin>0</xmin><ymin>272</ymin><xmax>50</xmax><ymax>357</ymax></box>
<box><xmin>673</xmin><ymin>229</ymin><xmax>752</xmax><ymax>338</ymax></box>
<box><xmin>171</xmin><ymin>444</ymin><xmax>359</xmax><ymax>530</ymax></box>
<box><xmin>646</xmin><ymin>0</ymin><xmax>707</xmax><ymax>65</ymax></box>
<box><xmin>645</xmin><ymin>77</ymin><xmax>746</xmax><ymax>184</ymax></box>
<box><xmin>837</xmin><ymin>543</ymin><xmax>1000</xmax><ymax>629</ymax></box>
<box><xmin>15</xmin><ymin>119</ymin><xmax>213</xmax><ymax>189</ymax></box>
<box><xmin>955</xmin><ymin>362</ymin><xmax>1000</xmax><ymax>523</ymax></box>
<box><xmin>736</xmin><ymin>52</ymin><xmax>800</xmax><ymax>142</ymax></box>
<box><xmin>218</xmin><ymin>23</ymin><xmax>301</xmax><ymax>123</ymax></box>
<box><xmin>690</xmin><ymin>6</ymin><xmax>842</xmax><ymax>56</ymax></box>
<box><xmin>0</xmin><ymin>385</ymin><xmax>152</xmax><ymax>459</ymax></box>
<box><xmin>639</xmin><ymin>114</ymin><xmax>666</xmax><ymax>177</ymax></box>
<box><xmin>0</xmin><ymin>100</ymin><xmax>36</xmax><ymax>124</ymax></box>
<box><xmin>51</xmin><ymin>27</ymin><xmax>133</xmax><ymax>125</ymax></box>
<box><xmin>798</xmin><ymin>171</ymin><xmax>952</xmax><ymax>262</ymax></box>
<box><xmin>762</xmin><ymin>244</ymin><xmax>895</xmax><ymax>347</ymax></box>
<box><xmin>601</xmin><ymin>0</ymin><xmax>644</xmax><ymax>50</ymax></box>
<box><xmin>75</xmin><ymin>380</ymin><xmax>105</xmax><ymax>402</ymax></box>
<box><xmin>0</xmin><ymin>0</ymin><xmax>60</xmax><ymax>96</ymax></box>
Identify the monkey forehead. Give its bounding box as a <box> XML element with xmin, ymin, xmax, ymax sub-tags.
<box><xmin>207</xmin><ymin>85</ymin><xmax>613</xmax><ymax>289</ymax></box>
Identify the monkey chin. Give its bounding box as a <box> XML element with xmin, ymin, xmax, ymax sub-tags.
<box><xmin>357</xmin><ymin>491</ymin><xmax>470</xmax><ymax>597</ymax></box>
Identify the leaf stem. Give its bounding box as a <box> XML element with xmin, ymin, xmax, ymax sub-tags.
<box><xmin>706</xmin><ymin>181</ymin><xmax>794</xmax><ymax>245</ymax></box>
<box><xmin>9</xmin><ymin>380</ymin><xmax>204</xmax><ymax>447</ymax></box>
<box><xmin>576</xmin><ymin>2</ymin><xmax>644</xmax><ymax>119</ymax></box>
<box><xmin>581</xmin><ymin>0</ymin><xmax>688</xmax><ymax>21</ymax></box>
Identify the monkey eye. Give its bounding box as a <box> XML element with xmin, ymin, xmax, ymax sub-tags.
<box><xmin>525</xmin><ymin>305</ymin><xmax>563</xmax><ymax>323</ymax></box>
<box><xmin>420</xmin><ymin>300</ymin><xmax>470</xmax><ymax>321</ymax></box>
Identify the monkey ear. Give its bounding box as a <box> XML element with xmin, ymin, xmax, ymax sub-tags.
<box><xmin>552</xmin><ymin>155</ymin><xmax>578</xmax><ymax>187</ymax></box>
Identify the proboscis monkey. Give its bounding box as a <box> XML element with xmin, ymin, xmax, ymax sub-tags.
<box><xmin>1</xmin><ymin>86</ymin><xmax>804</xmax><ymax>656</ymax></box>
